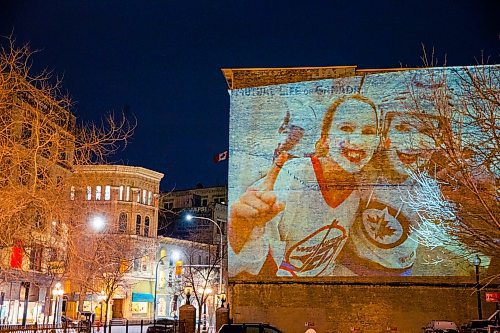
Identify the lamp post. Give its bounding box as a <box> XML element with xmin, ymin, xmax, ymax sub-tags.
<box><xmin>473</xmin><ymin>255</ymin><xmax>483</xmax><ymax>319</ymax></box>
<box><xmin>186</xmin><ymin>214</ymin><xmax>224</xmax><ymax>295</ymax></box>
<box><xmin>52</xmin><ymin>282</ymin><xmax>64</xmax><ymax>326</ymax></box>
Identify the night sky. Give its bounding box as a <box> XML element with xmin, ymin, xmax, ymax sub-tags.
<box><xmin>1</xmin><ymin>1</ymin><xmax>498</xmax><ymax>191</ymax></box>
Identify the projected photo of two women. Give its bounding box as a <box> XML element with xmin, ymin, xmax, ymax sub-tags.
<box><xmin>227</xmin><ymin>68</ymin><xmax>491</xmax><ymax>279</ymax></box>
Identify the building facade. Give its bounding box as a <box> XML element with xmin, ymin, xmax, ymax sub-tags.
<box><xmin>0</xmin><ymin>74</ymin><xmax>76</xmax><ymax>325</ymax></box>
<box><xmin>68</xmin><ymin>165</ymin><xmax>163</xmax><ymax>322</ymax></box>
<box><xmin>159</xmin><ymin>186</ymin><xmax>228</xmax><ymax>293</ymax></box>
<box><xmin>222</xmin><ymin>66</ymin><xmax>500</xmax><ymax>332</ymax></box>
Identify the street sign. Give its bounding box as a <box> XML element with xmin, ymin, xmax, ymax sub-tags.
<box><xmin>485</xmin><ymin>292</ymin><xmax>500</xmax><ymax>302</ymax></box>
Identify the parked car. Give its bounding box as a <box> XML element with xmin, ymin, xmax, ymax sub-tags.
<box><xmin>61</xmin><ymin>315</ymin><xmax>80</xmax><ymax>327</ymax></box>
<box><xmin>146</xmin><ymin>319</ymin><xmax>175</xmax><ymax>333</ymax></box>
<box><xmin>218</xmin><ymin>323</ymin><xmax>282</xmax><ymax>333</ymax></box>
<box><xmin>461</xmin><ymin>319</ymin><xmax>497</xmax><ymax>333</ymax></box>
<box><xmin>422</xmin><ymin>320</ymin><xmax>459</xmax><ymax>333</ymax></box>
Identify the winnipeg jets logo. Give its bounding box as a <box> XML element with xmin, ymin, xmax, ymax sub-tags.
<box><xmin>361</xmin><ymin>202</ymin><xmax>409</xmax><ymax>249</ymax></box>
<box><xmin>284</xmin><ymin>221</ymin><xmax>347</xmax><ymax>276</ymax></box>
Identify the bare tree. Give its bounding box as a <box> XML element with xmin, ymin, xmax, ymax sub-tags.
<box><xmin>180</xmin><ymin>241</ymin><xmax>220</xmax><ymax>333</ymax></box>
<box><xmin>399</xmin><ymin>51</ymin><xmax>499</xmax><ymax>267</ymax></box>
<box><xmin>0</xmin><ymin>35</ymin><xmax>134</xmax><ymax>302</ymax></box>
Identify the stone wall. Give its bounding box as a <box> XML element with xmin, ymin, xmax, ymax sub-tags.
<box><xmin>228</xmin><ymin>281</ymin><xmax>498</xmax><ymax>333</ymax></box>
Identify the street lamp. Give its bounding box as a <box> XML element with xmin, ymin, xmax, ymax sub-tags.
<box><xmin>185</xmin><ymin>214</ymin><xmax>224</xmax><ymax>295</ymax></box>
<box><xmin>473</xmin><ymin>255</ymin><xmax>483</xmax><ymax>319</ymax></box>
<box><xmin>52</xmin><ymin>282</ymin><xmax>64</xmax><ymax>326</ymax></box>
<box><xmin>90</xmin><ymin>214</ymin><xmax>106</xmax><ymax>232</ymax></box>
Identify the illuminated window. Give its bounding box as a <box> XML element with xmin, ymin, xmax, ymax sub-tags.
<box><xmin>95</xmin><ymin>186</ymin><xmax>102</xmax><ymax>200</ymax></box>
<box><xmin>126</xmin><ymin>186</ymin><xmax>130</xmax><ymax>201</ymax></box>
<box><xmin>148</xmin><ymin>191</ymin><xmax>152</xmax><ymax>205</ymax></box>
<box><xmin>160</xmin><ymin>248</ymin><xmax>167</xmax><ymax>265</ymax></box>
<box><xmin>70</xmin><ymin>186</ymin><xmax>75</xmax><ymax>200</ymax></box>
<box><xmin>159</xmin><ymin>271</ymin><xmax>166</xmax><ymax>288</ymax></box>
<box><xmin>104</xmin><ymin>185</ymin><xmax>111</xmax><ymax>200</ymax></box>
<box><xmin>136</xmin><ymin>215</ymin><xmax>141</xmax><ymax>235</ymax></box>
<box><xmin>142</xmin><ymin>189</ymin><xmax>146</xmax><ymax>204</ymax></box>
<box><xmin>119</xmin><ymin>186</ymin><xmax>124</xmax><ymax>200</ymax></box>
<box><xmin>86</xmin><ymin>186</ymin><xmax>92</xmax><ymax>200</ymax></box>
<box><xmin>118</xmin><ymin>213</ymin><xmax>127</xmax><ymax>233</ymax></box>
<box><xmin>141</xmin><ymin>256</ymin><xmax>148</xmax><ymax>271</ymax></box>
<box><xmin>144</xmin><ymin>216</ymin><xmax>150</xmax><ymax>237</ymax></box>
<box><xmin>136</xmin><ymin>189</ymin><xmax>140</xmax><ymax>203</ymax></box>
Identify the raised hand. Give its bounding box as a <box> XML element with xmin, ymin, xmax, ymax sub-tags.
<box><xmin>229</xmin><ymin>153</ymin><xmax>288</xmax><ymax>253</ymax></box>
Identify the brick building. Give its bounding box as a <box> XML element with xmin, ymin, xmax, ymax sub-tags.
<box><xmin>222</xmin><ymin>66</ymin><xmax>500</xmax><ymax>332</ymax></box>
<box><xmin>69</xmin><ymin>165</ymin><xmax>163</xmax><ymax>322</ymax></box>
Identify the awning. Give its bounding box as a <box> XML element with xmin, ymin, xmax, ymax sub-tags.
<box><xmin>132</xmin><ymin>292</ymin><xmax>154</xmax><ymax>302</ymax></box>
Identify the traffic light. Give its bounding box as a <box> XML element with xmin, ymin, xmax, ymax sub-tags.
<box><xmin>175</xmin><ymin>260</ymin><xmax>183</xmax><ymax>276</ymax></box>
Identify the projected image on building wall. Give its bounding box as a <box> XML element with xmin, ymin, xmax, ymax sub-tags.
<box><xmin>227</xmin><ymin>67</ymin><xmax>498</xmax><ymax>279</ymax></box>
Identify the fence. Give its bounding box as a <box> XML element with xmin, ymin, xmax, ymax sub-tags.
<box><xmin>0</xmin><ymin>320</ymin><xmax>184</xmax><ymax>333</ymax></box>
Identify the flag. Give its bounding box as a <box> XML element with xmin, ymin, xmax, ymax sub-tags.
<box><xmin>214</xmin><ymin>150</ymin><xmax>228</xmax><ymax>163</ymax></box>
<box><xmin>10</xmin><ymin>242</ymin><xmax>23</xmax><ymax>269</ymax></box>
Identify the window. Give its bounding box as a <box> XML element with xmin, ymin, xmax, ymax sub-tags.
<box><xmin>21</xmin><ymin>123</ymin><xmax>32</xmax><ymax>146</ymax></box>
<box><xmin>201</xmin><ymin>197</ymin><xmax>208</xmax><ymax>206</ymax></box>
<box><xmin>136</xmin><ymin>215</ymin><xmax>142</xmax><ymax>235</ymax></box>
<box><xmin>214</xmin><ymin>196</ymin><xmax>226</xmax><ymax>204</ymax></box>
<box><xmin>29</xmin><ymin>247</ymin><xmax>42</xmax><ymax>271</ymax></box>
<box><xmin>160</xmin><ymin>248</ymin><xmax>167</xmax><ymax>265</ymax></box>
<box><xmin>198</xmin><ymin>255</ymin><xmax>202</xmax><ymax>265</ymax></box>
<box><xmin>141</xmin><ymin>256</ymin><xmax>148</xmax><ymax>271</ymax></box>
<box><xmin>133</xmin><ymin>258</ymin><xmax>140</xmax><ymax>271</ymax></box>
<box><xmin>104</xmin><ymin>185</ymin><xmax>111</xmax><ymax>200</ymax></box>
<box><xmin>136</xmin><ymin>190</ymin><xmax>140</xmax><ymax>203</ymax></box>
<box><xmin>144</xmin><ymin>216</ymin><xmax>150</xmax><ymax>237</ymax></box>
<box><xmin>95</xmin><ymin>186</ymin><xmax>102</xmax><ymax>200</ymax></box>
<box><xmin>70</xmin><ymin>186</ymin><xmax>75</xmax><ymax>200</ymax></box>
<box><xmin>142</xmin><ymin>189</ymin><xmax>147</xmax><ymax>204</ymax></box>
<box><xmin>164</xmin><ymin>201</ymin><xmax>173</xmax><ymax>210</ymax></box>
<box><xmin>58</xmin><ymin>148</ymin><xmax>67</xmax><ymax>163</ymax></box>
<box><xmin>205</xmin><ymin>256</ymin><xmax>209</xmax><ymax>265</ymax></box>
<box><xmin>86</xmin><ymin>186</ymin><xmax>92</xmax><ymax>200</ymax></box>
<box><xmin>126</xmin><ymin>186</ymin><xmax>130</xmax><ymax>201</ymax></box>
<box><xmin>148</xmin><ymin>191</ymin><xmax>152</xmax><ymax>205</ymax></box>
<box><xmin>217</xmin><ymin>219</ymin><xmax>226</xmax><ymax>235</ymax></box>
<box><xmin>118</xmin><ymin>213</ymin><xmax>127</xmax><ymax>233</ymax></box>
<box><xmin>119</xmin><ymin>186</ymin><xmax>124</xmax><ymax>201</ymax></box>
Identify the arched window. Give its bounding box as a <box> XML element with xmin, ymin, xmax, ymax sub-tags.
<box><xmin>144</xmin><ymin>216</ymin><xmax>150</xmax><ymax>237</ymax></box>
<box><xmin>118</xmin><ymin>213</ymin><xmax>127</xmax><ymax>233</ymax></box>
<box><xmin>136</xmin><ymin>215</ymin><xmax>141</xmax><ymax>235</ymax></box>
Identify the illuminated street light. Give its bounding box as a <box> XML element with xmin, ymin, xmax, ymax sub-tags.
<box><xmin>185</xmin><ymin>214</ymin><xmax>224</xmax><ymax>295</ymax></box>
<box><xmin>90</xmin><ymin>215</ymin><xmax>106</xmax><ymax>231</ymax></box>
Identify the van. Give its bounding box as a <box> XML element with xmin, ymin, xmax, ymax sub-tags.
<box><xmin>423</xmin><ymin>320</ymin><xmax>459</xmax><ymax>333</ymax></box>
